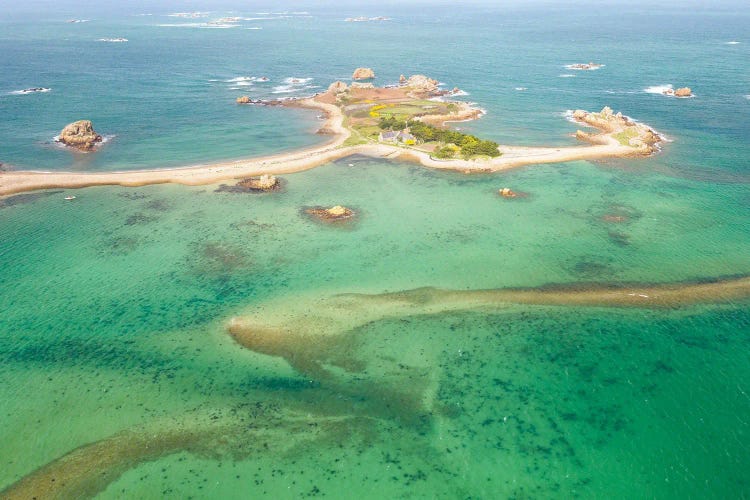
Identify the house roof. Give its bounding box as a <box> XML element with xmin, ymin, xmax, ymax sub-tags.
<box><xmin>380</xmin><ymin>131</ymin><xmax>399</xmax><ymax>140</ymax></box>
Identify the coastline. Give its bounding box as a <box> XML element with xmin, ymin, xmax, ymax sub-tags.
<box><xmin>0</xmin><ymin>92</ymin><xmax>657</xmax><ymax>197</ymax></box>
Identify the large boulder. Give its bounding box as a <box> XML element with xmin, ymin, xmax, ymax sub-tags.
<box><xmin>674</xmin><ymin>87</ymin><xmax>692</xmax><ymax>98</ymax></box>
<box><xmin>352</xmin><ymin>68</ymin><xmax>375</xmax><ymax>80</ymax></box>
<box><xmin>399</xmin><ymin>74</ymin><xmax>407</xmax><ymax>84</ymax></box>
<box><xmin>236</xmin><ymin>95</ymin><xmax>251</xmax><ymax>104</ymax></box>
<box><xmin>328</xmin><ymin>81</ymin><xmax>349</xmax><ymax>93</ymax></box>
<box><xmin>57</xmin><ymin>120</ymin><xmax>102</xmax><ymax>151</ymax></box>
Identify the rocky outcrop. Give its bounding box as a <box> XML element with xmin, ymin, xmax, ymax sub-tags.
<box><xmin>399</xmin><ymin>74</ymin><xmax>406</xmax><ymax>85</ymax></box>
<box><xmin>236</xmin><ymin>96</ymin><xmax>251</xmax><ymax>104</ymax></box>
<box><xmin>572</xmin><ymin>107</ymin><xmax>662</xmax><ymax>154</ymax></box>
<box><xmin>351</xmin><ymin>82</ymin><xmax>374</xmax><ymax>89</ymax></box>
<box><xmin>305</xmin><ymin>205</ymin><xmax>355</xmax><ymax>221</ymax></box>
<box><xmin>575</xmin><ymin>129</ymin><xmax>608</xmax><ymax>145</ymax></box>
<box><xmin>352</xmin><ymin>68</ymin><xmax>375</xmax><ymax>80</ymax></box>
<box><xmin>405</xmin><ymin>75</ymin><xmax>440</xmax><ymax>94</ymax></box>
<box><xmin>328</xmin><ymin>81</ymin><xmax>349</xmax><ymax>93</ymax></box>
<box><xmin>499</xmin><ymin>188</ymin><xmax>517</xmax><ymax>198</ymax></box>
<box><xmin>674</xmin><ymin>87</ymin><xmax>692</xmax><ymax>98</ymax></box>
<box><xmin>57</xmin><ymin>120</ymin><xmax>102</xmax><ymax>152</ymax></box>
<box><xmin>237</xmin><ymin>175</ymin><xmax>280</xmax><ymax>191</ymax></box>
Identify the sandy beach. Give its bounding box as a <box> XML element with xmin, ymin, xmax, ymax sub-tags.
<box><xmin>0</xmin><ymin>92</ymin><xmax>651</xmax><ymax>197</ymax></box>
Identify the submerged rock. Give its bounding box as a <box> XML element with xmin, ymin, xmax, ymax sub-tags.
<box><xmin>216</xmin><ymin>175</ymin><xmax>282</xmax><ymax>193</ymax></box>
<box><xmin>57</xmin><ymin>120</ymin><xmax>102</xmax><ymax>152</ymax></box>
<box><xmin>238</xmin><ymin>174</ymin><xmax>280</xmax><ymax>191</ymax></box>
<box><xmin>352</xmin><ymin>67</ymin><xmax>375</xmax><ymax>80</ymax></box>
<box><xmin>499</xmin><ymin>188</ymin><xmax>517</xmax><ymax>198</ymax></box>
<box><xmin>305</xmin><ymin>205</ymin><xmax>355</xmax><ymax>222</ymax></box>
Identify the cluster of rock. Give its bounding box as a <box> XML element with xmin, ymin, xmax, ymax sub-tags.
<box><xmin>573</xmin><ymin>107</ymin><xmax>661</xmax><ymax>152</ymax></box>
<box><xmin>404</xmin><ymin>74</ymin><xmax>440</xmax><ymax>94</ymax></box>
<box><xmin>236</xmin><ymin>96</ymin><xmax>265</xmax><ymax>105</ymax></box>
<box><xmin>352</xmin><ymin>68</ymin><xmax>375</xmax><ymax>80</ymax></box>
<box><xmin>56</xmin><ymin>120</ymin><xmax>103</xmax><ymax>152</ymax></box>
<box><xmin>237</xmin><ymin>174</ymin><xmax>280</xmax><ymax>191</ymax></box>
<box><xmin>499</xmin><ymin>188</ymin><xmax>517</xmax><ymax>198</ymax></box>
<box><xmin>568</xmin><ymin>62</ymin><xmax>603</xmax><ymax>71</ymax></box>
<box><xmin>305</xmin><ymin>205</ymin><xmax>355</xmax><ymax>221</ymax></box>
<box><xmin>663</xmin><ymin>87</ymin><xmax>693</xmax><ymax>98</ymax></box>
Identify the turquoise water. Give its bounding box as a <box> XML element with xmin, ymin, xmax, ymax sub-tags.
<box><xmin>1</xmin><ymin>1</ymin><xmax>749</xmax><ymax>498</ymax></box>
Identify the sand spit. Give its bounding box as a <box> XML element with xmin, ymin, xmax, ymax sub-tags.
<box><xmin>0</xmin><ymin>410</ymin><xmax>347</xmax><ymax>499</ymax></box>
<box><xmin>228</xmin><ymin>275</ymin><xmax>750</xmax><ymax>345</ymax></box>
<box><xmin>1</xmin><ymin>88</ymin><xmax>660</xmax><ymax>197</ymax></box>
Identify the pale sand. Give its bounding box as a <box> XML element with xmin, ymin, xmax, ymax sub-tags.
<box><xmin>0</xmin><ymin>95</ymin><xmax>645</xmax><ymax>196</ymax></box>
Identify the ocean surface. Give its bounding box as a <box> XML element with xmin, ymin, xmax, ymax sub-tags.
<box><xmin>1</xmin><ymin>1</ymin><xmax>749</xmax><ymax>498</ymax></box>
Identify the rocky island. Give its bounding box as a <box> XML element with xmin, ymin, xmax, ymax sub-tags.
<box><xmin>56</xmin><ymin>120</ymin><xmax>103</xmax><ymax>152</ymax></box>
<box><xmin>663</xmin><ymin>87</ymin><xmax>693</xmax><ymax>98</ymax></box>
<box><xmin>0</xmin><ymin>69</ymin><xmax>665</xmax><ymax>196</ymax></box>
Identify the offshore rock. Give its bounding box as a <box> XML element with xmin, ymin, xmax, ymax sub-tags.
<box><xmin>57</xmin><ymin>120</ymin><xmax>102</xmax><ymax>152</ymax></box>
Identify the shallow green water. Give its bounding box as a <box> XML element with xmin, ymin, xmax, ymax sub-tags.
<box><xmin>2</xmin><ymin>1</ymin><xmax>750</xmax><ymax>497</ymax></box>
<box><xmin>1</xmin><ymin>158</ymin><xmax>749</xmax><ymax>497</ymax></box>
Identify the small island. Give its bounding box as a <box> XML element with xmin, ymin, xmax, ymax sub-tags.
<box><xmin>0</xmin><ymin>69</ymin><xmax>664</xmax><ymax>196</ymax></box>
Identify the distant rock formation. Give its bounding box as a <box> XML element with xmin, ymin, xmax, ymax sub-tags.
<box><xmin>662</xmin><ymin>86</ymin><xmax>693</xmax><ymax>98</ymax></box>
<box><xmin>352</xmin><ymin>68</ymin><xmax>375</xmax><ymax>80</ymax></box>
<box><xmin>236</xmin><ymin>96</ymin><xmax>251</xmax><ymax>104</ymax></box>
<box><xmin>328</xmin><ymin>81</ymin><xmax>349</xmax><ymax>93</ymax></box>
<box><xmin>305</xmin><ymin>205</ymin><xmax>355</xmax><ymax>221</ymax></box>
<box><xmin>57</xmin><ymin>120</ymin><xmax>102</xmax><ymax>152</ymax></box>
<box><xmin>405</xmin><ymin>75</ymin><xmax>440</xmax><ymax>94</ymax></box>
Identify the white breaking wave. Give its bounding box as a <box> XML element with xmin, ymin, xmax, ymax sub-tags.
<box><xmin>245</xmin><ymin>27</ymin><xmax>263</xmax><ymax>30</ymax></box>
<box><xmin>97</xmin><ymin>38</ymin><xmax>128</xmax><ymax>42</ymax></box>
<box><xmin>52</xmin><ymin>134</ymin><xmax>115</xmax><ymax>149</ymax></box>
<box><xmin>9</xmin><ymin>87</ymin><xmax>51</xmax><ymax>95</ymax></box>
<box><xmin>283</xmin><ymin>77</ymin><xmax>313</xmax><ymax>85</ymax></box>
<box><xmin>559</xmin><ymin>74</ymin><xmax>576</xmax><ymax>78</ymax></box>
<box><xmin>200</xmin><ymin>23</ymin><xmax>238</xmax><ymax>29</ymax></box>
<box><xmin>514</xmin><ymin>87</ymin><xmax>527</xmax><ymax>91</ymax></box>
<box><xmin>226</xmin><ymin>76</ymin><xmax>253</xmax><ymax>83</ymax></box>
<box><xmin>644</xmin><ymin>84</ymin><xmax>673</xmax><ymax>94</ymax></box>
<box><xmin>725</xmin><ymin>41</ymin><xmax>740</xmax><ymax>45</ymax></box>
<box><xmin>156</xmin><ymin>23</ymin><xmax>203</xmax><ymax>27</ymax></box>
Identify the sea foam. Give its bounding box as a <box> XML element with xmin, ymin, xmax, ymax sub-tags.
<box><xmin>9</xmin><ymin>88</ymin><xmax>51</xmax><ymax>95</ymax></box>
<box><xmin>644</xmin><ymin>84</ymin><xmax>673</xmax><ymax>94</ymax></box>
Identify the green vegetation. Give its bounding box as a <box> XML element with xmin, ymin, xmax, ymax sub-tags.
<box><xmin>612</xmin><ymin>127</ymin><xmax>639</xmax><ymax>146</ymax></box>
<box><xmin>341</xmin><ymin>134</ymin><xmax>368</xmax><ymax>147</ymax></box>
<box><xmin>378</xmin><ymin>116</ymin><xmax>407</xmax><ymax>131</ymax></box>
<box><xmin>434</xmin><ymin>144</ymin><xmax>460</xmax><ymax>159</ymax></box>
<box><xmin>397</xmin><ymin>119</ymin><xmax>501</xmax><ymax>158</ymax></box>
